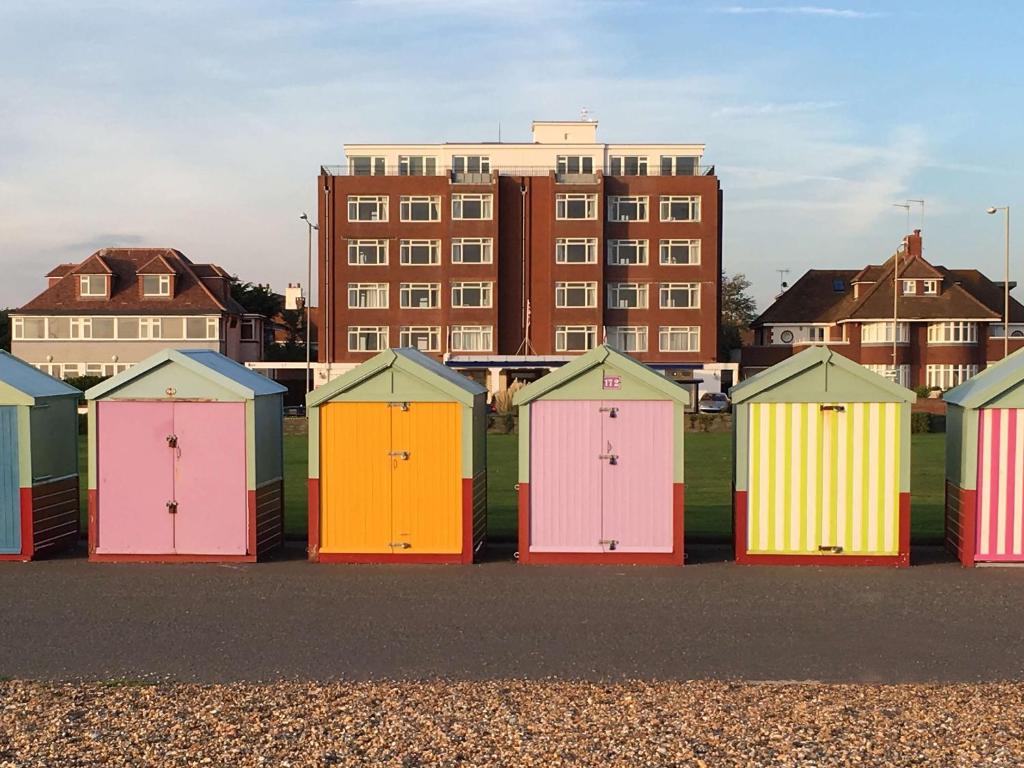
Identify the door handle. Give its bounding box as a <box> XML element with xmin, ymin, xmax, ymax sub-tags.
<box><xmin>388</xmin><ymin>451</ymin><xmax>410</xmax><ymax>460</ymax></box>
<box><xmin>598</xmin><ymin>407</ymin><xmax>619</xmax><ymax>418</ymax></box>
<box><xmin>166</xmin><ymin>500</ymin><xmax>178</xmax><ymax>514</ymax></box>
<box><xmin>820</xmin><ymin>405</ymin><xmax>845</xmax><ymax>412</ymax></box>
<box><xmin>818</xmin><ymin>545</ymin><xmax>843</xmax><ymax>553</ymax></box>
<box><xmin>599</xmin><ymin>453</ymin><xmax>619</xmax><ymax>465</ymax></box>
<box><xmin>599</xmin><ymin>539</ymin><xmax>619</xmax><ymax>551</ymax></box>
<box><xmin>389</xmin><ymin>542</ymin><xmax>412</xmax><ymax>549</ymax></box>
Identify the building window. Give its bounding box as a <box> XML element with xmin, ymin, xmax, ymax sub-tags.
<box><xmin>451</xmin><ymin>193</ymin><xmax>493</xmax><ymax>220</ymax></box>
<box><xmin>139</xmin><ymin>317</ymin><xmax>160</xmax><ymax>340</ymax></box>
<box><xmin>452</xmin><ymin>155</ymin><xmax>490</xmax><ymax>174</ymax></box>
<box><xmin>451</xmin><ymin>238</ymin><xmax>493</xmax><ymax>264</ymax></box>
<box><xmin>555</xmin><ymin>193</ymin><xmax>597</xmax><ymax>220</ymax></box>
<box><xmin>347</xmin><ymin>283</ymin><xmax>389</xmax><ymax>309</ymax></box>
<box><xmin>348</xmin><ymin>240</ymin><xmax>388</xmax><ymax>265</ymax></box>
<box><xmin>660</xmin><ymin>283</ymin><xmax>700</xmax><ymax>309</ymax></box>
<box><xmin>142</xmin><ymin>274</ymin><xmax>171</xmax><ymax>297</ymax></box>
<box><xmin>69</xmin><ymin>317</ymin><xmax>91</xmax><ymax>339</ymax></box>
<box><xmin>398</xmin><ymin>156</ymin><xmax>437</xmax><ymax>176</ymax></box>
<box><xmin>348</xmin><ymin>326</ymin><xmax>388</xmax><ymax>352</ymax></box>
<box><xmin>556</xmin><ymin>155</ymin><xmax>594</xmax><ymax>175</ymax></box>
<box><xmin>555</xmin><ymin>325</ymin><xmax>597</xmax><ymax>352</ymax></box>
<box><xmin>863</xmin><ymin>364</ymin><xmax>911</xmax><ymax>387</ymax></box>
<box><xmin>607</xmin><ymin>239</ymin><xmax>649</xmax><ymax>266</ymax></box>
<box><xmin>399</xmin><ymin>326</ymin><xmax>440</xmax><ymax>352</ymax></box>
<box><xmin>660</xmin><ymin>195</ymin><xmax>701</xmax><ymax>222</ymax></box>
<box><xmin>607</xmin><ymin>196</ymin><xmax>649</xmax><ymax>222</ymax></box>
<box><xmin>808</xmin><ymin>327</ymin><xmax>826</xmax><ymax>342</ymax></box>
<box><xmin>12</xmin><ymin>317</ymin><xmax>43</xmax><ymax>340</ymax></box>
<box><xmin>555</xmin><ymin>282</ymin><xmax>598</xmax><ymax>309</ymax></box>
<box><xmin>608</xmin><ymin>156</ymin><xmax>648</xmax><ymax>176</ymax></box>
<box><xmin>660</xmin><ymin>156</ymin><xmax>699</xmax><ymax>176</ymax></box>
<box><xmin>399</xmin><ymin>196</ymin><xmax>441</xmax><ymax>222</ymax></box>
<box><xmin>117</xmin><ymin>318</ymin><xmax>139</xmax><ymax>339</ymax></box>
<box><xmin>861</xmin><ymin>321</ymin><xmax>909</xmax><ymax>344</ymax></box>
<box><xmin>659</xmin><ymin>325</ymin><xmax>700</xmax><ymax>352</ymax></box>
<box><xmin>991</xmin><ymin>324</ymin><xmax>1024</xmax><ymax>338</ymax></box>
<box><xmin>450</xmin><ymin>325</ymin><xmax>492</xmax><ymax>352</ymax></box>
<box><xmin>185</xmin><ymin>317</ymin><xmax>219</xmax><ymax>340</ymax></box>
<box><xmin>555</xmin><ymin>238</ymin><xmax>598</xmax><ymax>264</ymax></box>
<box><xmin>240</xmin><ymin>318</ymin><xmax>258</xmax><ymax>342</ymax></box>
<box><xmin>91</xmin><ymin>317</ymin><xmax>115</xmax><ymax>339</ymax></box>
<box><xmin>902</xmin><ymin>280</ymin><xmax>917</xmax><ymax>295</ymax></box>
<box><xmin>400</xmin><ymin>283</ymin><xmax>440</xmax><ymax>309</ymax></box>
<box><xmin>347</xmin><ymin>196</ymin><xmax>388</xmax><ymax>222</ymax></box>
<box><xmin>659</xmin><ymin>239</ymin><xmax>701</xmax><ymax>265</ymax></box>
<box><xmin>400</xmin><ymin>239</ymin><xmax>441</xmax><ymax>266</ymax></box>
<box><xmin>451</xmin><ymin>281</ymin><xmax>492</xmax><ymax>308</ymax></box>
<box><xmin>927</xmin><ymin>364</ymin><xmax>978</xmax><ymax>390</ymax></box>
<box><xmin>607</xmin><ymin>325</ymin><xmax>648</xmax><ymax>353</ymax></box>
<box><xmin>927</xmin><ymin>321</ymin><xmax>978</xmax><ymax>344</ymax></box>
<box><xmin>608</xmin><ymin>283</ymin><xmax>649</xmax><ymax>309</ymax></box>
<box><xmin>79</xmin><ymin>274</ymin><xmax>107</xmax><ymax>297</ymax></box>
<box><xmin>923</xmin><ymin>279</ymin><xmax>939</xmax><ymax>295</ymax></box>
<box><xmin>348</xmin><ymin>156</ymin><xmax>385</xmax><ymax>176</ymax></box>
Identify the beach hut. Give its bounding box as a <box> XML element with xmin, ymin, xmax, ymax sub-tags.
<box><xmin>0</xmin><ymin>351</ymin><xmax>81</xmax><ymax>561</ymax></box>
<box><xmin>944</xmin><ymin>349</ymin><xmax>1024</xmax><ymax>566</ymax></box>
<box><xmin>85</xmin><ymin>349</ymin><xmax>286</xmax><ymax>562</ymax></box>
<box><xmin>730</xmin><ymin>346</ymin><xmax>916</xmax><ymax>566</ymax></box>
<box><xmin>307</xmin><ymin>348</ymin><xmax>487</xmax><ymax>563</ymax></box>
<box><xmin>512</xmin><ymin>345</ymin><xmax>689</xmax><ymax>565</ymax></box>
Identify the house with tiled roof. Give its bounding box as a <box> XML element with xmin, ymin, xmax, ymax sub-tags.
<box><xmin>11</xmin><ymin>248</ymin><xmax>266</xmax><ymax>379</ymax></box>
<box><xmin>742</xmin><ymin>230</ymin><xmax>1024</xmax><ymax>389</ymax></box>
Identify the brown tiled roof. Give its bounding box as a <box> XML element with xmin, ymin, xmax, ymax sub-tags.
<box><xmin>72</xmin><ymin>254</ymin><xmax>113</xmax><ymax>275</ymax></box>
<box><xmin>138</xmin><ymin>254</ymin><xmax>178</xmax><ymax>275</ymax></box>
<box><xmin>18</xmin><ymin>247</ymin><xmax>247</xmax><ymax>315</ymax></box>
<box><xmin>753</xmin><ymin>270</ymin><xmax>858</xmax><ymax>325</ymax></box>
<box><xmin>850</xmin><ymin>265</ymin><xmax>883</xmax><ymax>283</ymax></box>
<box><xmin>899</xmin><ymin>256</ymin><xmax>943</xmax><ymax>279</ymax></box>
<box><xmin>45</xmin><ymin>264</ymin><xmax>77</xmax><ymax>278</ymax></box>
<box><xmin>946</xmin><ymin>269</ymin><xmax>1024</xmax><ymax>321</ymax></box>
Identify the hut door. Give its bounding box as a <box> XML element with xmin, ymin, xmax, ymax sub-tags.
<box><xmin>390</xmin><ymin>402</ymin><xmax>462</xmax><ymax>554</ymax></box>
<box><xmin>0</xmin><ymin>406</ymin><xmax>19</xmax><ymax>554</ymax></box>
<box><xmin>600</xmin><ymin>401</ymin><xmax>674</xmax><ymax>552</ymax></box>
<box><xmin>529</xmin><ymin>401</ymin><xmax>604</xmax><ymax>552</ymax></box>
<box><xmin>96</xmin><ymin>402</ymin><xmax>176</xmax><ymax>554</ymax></box>
<box><xmin>975</xmin><ymin>408</ymin><xmax>1024</xmax><ymax>562</ymax></box>
<box><xmin>171</xmin><ymin>403</ymin><xmax>247</xmax><ymax>555</ymax></box>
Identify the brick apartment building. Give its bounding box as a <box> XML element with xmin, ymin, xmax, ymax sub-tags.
<box><xmin>316</xmin><ymin>120</ymin><xmax>730</xmax><ymax>393</ymax></box>
<box><xmin>11</xmin><ymin>248</ymin><xmax>266</xmax><ymax>379</ymax></box>
<box><xmin>742</xmin><ymin>230</ymin><xmax>1024</xmax><ymax>388</ymax></box>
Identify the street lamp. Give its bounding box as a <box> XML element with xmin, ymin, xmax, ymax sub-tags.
<box><xmin>300</xmin><ymin>213</ymin><xmax>319</xmax><ymax>395</ymax></box>
<box><xmin>987</xmin><ymin>206</ymin><xmax>1010</xmax><ymax>357</ymax></box>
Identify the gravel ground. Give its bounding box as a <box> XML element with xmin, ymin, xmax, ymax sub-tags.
<box><xmin>2</xmin><ymin>680</ymin><xmax>1024</xmax><ymax>767</ymax></box>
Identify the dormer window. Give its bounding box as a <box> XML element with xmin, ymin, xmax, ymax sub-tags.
<box><xmin>79</xmin><ymin>274</ymin><xmax>107</xmax><ymax>298</ymax></box>
<box><xmin>902</xmin><ymin>280</ymin><xmax>916</xmax><ymax>295</ymax></box>
<box><xmin>923</xmin><ymin>279</ymin><xmax>939</xmax><ymax>295</ymax></box>
<box><xmin>142</xmin><ymin>274</ymin><xmax>172</xmax><ymax>297</ymax></box>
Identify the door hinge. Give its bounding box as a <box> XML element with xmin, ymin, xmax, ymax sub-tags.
<box><xmin>388</xmin><ymin>402</ymin><xmax>410</xmax><ymax>411</ymax></box>
<box><xmin>598</xmin><ymin>406</ymin><xmax>619</xmax><ymax>418</ymax></box>
<box><xmin>599</xmin><ymin>453</ymin><xmax>619</xmax><ymax>465</ymax></box>
<box><xmin>166</xmin><ymin>500</ymin><xmax>178</xmax><ymax>514</ymax></box>
<box><xmin>389</xmin><ymin>542</ymin><xmax>412</xmax><ymax>549</ymax></box>
<box><xmin>599</xmin><ymin>539</ymin><xmax>619</xmax><ymax>551</ymax></box>
<box><xmin>166</xmin><ymin>434</ymin><xmax>178</xmax><ymax>448</ymax></box>
<box><xmin>820</xmin><ymin>405</ymin><xmax>846</xmax><ymax>412</ymax></box>
<box><xmin>818</xmin><ymin>544</ymin><xmax>843</xmax><ymax>553</ymax></box>
<box><xmin>388</xmin><ymin>451</ymin><xmax>411</xmax><ymax>460</ymax></box>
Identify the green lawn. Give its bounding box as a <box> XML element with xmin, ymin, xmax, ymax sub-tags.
<box><xmin>77</xmin><ymin>431</ymin><xmax>948</xmax><ymax>545</ymax></box>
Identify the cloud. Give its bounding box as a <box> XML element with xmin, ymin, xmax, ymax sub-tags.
<box><xmin>712</xmin><ymin>6</ymin><xmax>885</xmax><ymax>18</ymax></box>
<box><xmin>714</xmin><ymin>100</ymin><xmax>844</xmax><ymax>117</ymax></box>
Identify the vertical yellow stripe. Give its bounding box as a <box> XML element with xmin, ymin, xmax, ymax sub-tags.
<box><xmin>768</xmin><ymin>403</ymin><xmax>780</xmax><ymax>550</ymax></box>
<box><xmin>758</xmin><ymin>403</ymin><xmax>770</xmax><ymax>550</ymax></box>
<box><xmin>820</xmin><ymin>405</ymin><xmax>832</xmax><ymax>548</ymax></box>
<box><xmin>806</xmin><ymin>402</ymin><xmax>818</xmax><ymax>552</ymax></box>
<box><xmin>782</xmin><ymin>403</ymin><xmax>792</xmax><ymax>551</ymax></box>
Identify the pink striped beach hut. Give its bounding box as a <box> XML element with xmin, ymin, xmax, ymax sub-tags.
<box><xmin>944</xmin><ymin>349</ymin><xmax>1024</xmax><ymax>566</ymax></box>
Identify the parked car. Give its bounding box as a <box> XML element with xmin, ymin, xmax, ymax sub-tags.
<box><xmin>698</xmin><ymin>392</ymin><xmax>731</xmax><ymax>414</ymax></box>
<box><xmin>283</xmin><ymin>405</ymin><xmax>306</xmax><ymax>417</ymax></box>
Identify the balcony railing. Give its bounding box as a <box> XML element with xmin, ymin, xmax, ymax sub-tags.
<box><xmin>320</xmin><ymin>164</ymin><xmax>716</xmax><ymax>179</ymax></box>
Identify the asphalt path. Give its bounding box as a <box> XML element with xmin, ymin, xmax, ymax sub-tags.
<box><xmin>1</xmin><ymin>544</ymin><xmax>1023</xmax><ymax>683</ymax></box>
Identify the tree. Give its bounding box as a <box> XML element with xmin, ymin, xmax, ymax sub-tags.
<box><xmin>720</xmin><ymin>273</ymin><xmax>757</xmax><ymax>357</ymax></box>
<box><xmin>0</xmin><ymin>309</ymin><xmax>10</xmax><ymax>352</ymax></box>
<box><xmin>229</xmin><ymin>278</ymin><xmax>282</xmax><ymax>319</ymax></box>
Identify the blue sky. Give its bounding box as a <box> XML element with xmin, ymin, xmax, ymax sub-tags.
<box><xmin>0</xmin><ymin>0</ymin><xmax>1021</xmax><ymax>309</ymax></box>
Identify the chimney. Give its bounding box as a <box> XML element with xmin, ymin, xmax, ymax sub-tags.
<box><xmin>905</xmin><ymin>229</ymin><xmax>923</xmax><ymax>258</ymax></box>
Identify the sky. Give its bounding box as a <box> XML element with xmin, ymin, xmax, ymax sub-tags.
<box><xmin>0</xmin><ymin>0</ymin><xmax>1021</xmax><ymax>311</ymax></box>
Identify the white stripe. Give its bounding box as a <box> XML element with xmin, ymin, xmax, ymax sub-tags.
<box><xmin>883</xmin><ymin>403</ymin><xmax>896</xmax><ymax>553</ymax></box>
<box><xmin>979</xmin><ymin>410</ymin><xmax>992</xmax><ymax>556</ymax></box>
<box><xmin>790</xmin><ymin>403</ymin><xmax>802</xmax><ymax>551</ymax></box>
<box><xmin>997</xmin><ymin>409</ymin><xmax>1009</xmax><ymax>555</ymax></box>
<box><xmin>758</xmin><ymin>404</ymin><xmax>770</xmax><ymax>550</ymax></box>
<box><xmin>774</xmin><ymin>403</ymin><xmax>786</xmax><ymax>551</ymax></box>
<box><xmin>850</xmin><ymin>404</ymin><xmax>864</xmax><ymax>552</ymax></box>
<box><xmin>867</xmin><ymin>403</ymin><xmax>880</xmax><ymax>553</ymax></box>
<box><xmin>807</xmin><ymin>403</ymin><xmax>818</xmax><ymax>552</ymax></box>
<box><xmin>1015</xmin><ymin>410</ymin><xmax>1024</xmax><ymax>557</ymax></box>
<box><xmin>821</xmin><ymin>405</ymin><xmax>832</xmax><ymax>548</ymax></box>
<box><xmin>836</xmin><ymin>405</ymin><xmax>849</xmax><ymax>551</ymax></box>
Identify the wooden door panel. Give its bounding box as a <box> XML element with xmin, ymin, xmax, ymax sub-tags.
<box><xmin>976</xmin><ymin>408</ymin><xmax>1024</xmax><ymax>561</ymax></box>
<box><xmin>0</xmin><ymin>406</ymin><xmax>19</xmax><ymax>554</ymax></box>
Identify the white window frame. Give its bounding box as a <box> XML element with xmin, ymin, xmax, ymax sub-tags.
<box><xmin>555</xmin><ymin>325</ymin><xmax>597</xmax><ymax>353</ymax></box>
<box><xmin>923</xmin><ymin>279</ymin><xmax>939</xmax><ymax>295</ymax></box>
<box><xmin>399</xmin><ymin>325</ymin><xmax>441</xmax><ymax>352</ymax></box>
<box><xmin>450</xmin><ymin>325</ymin><xmax>493</xmax><ymax>352</ymax></box>
<box><xmin>927</xmin><ymin>321</ymin><xmax>978</xmax><ymax>344</ymax></box>
<box><xmin>398</xmin><ymin>155</ymin><xmax>437</xmax><ymax>176</ymax></box>
<box><xmin>606</xmin><ymin>325</ymin><xmax>648</xmax><ymax>353</ymax></box>
<box><xmin>240</xmin><ymin>317</ymin><xmax>259</xmax><ymax>342</ymax></box>
<box><xmin>451</xmin><ymin>281</ymin><xmax>493</xmax><ymax>309</ymax></box>
<box><xmin>451</xmin><ymin>193</ymin><xmax>493</xmax><ymax>220</ymax></box>
<box><xmin>347</xmin><ymin>240</ymin><xmax>388</xmax><ymax>266</ymax></box>
<box><xmin>556</xmin><ymin>155</ymin><xmax>594</xmax><ymax>175</ymax></box>
<box><xmin>659</xmin><ymin>325</ymin><xmax>700</xmax><ymax>353</ymax></box>
<box><xmin>451</xmin><ymin>238</ymin><xmax>493</xmax><ymax>264</ymax></box>
<box><xmin>606</xmin><ymin>196</ymin><xmax>649</xmax><ymax>222</ymax></box>
<box><xmin>451</xmin><ymin>155</ymin><xmax>490</xmax><ymax>174</ymax></box>
<box><xmin>141</xmin><ymin>274</ymin><xmax>171</xmax><ymax>297</ymax></box>
<box><xmin>554</xmin><ymin>282</ymin><xmax>598</xmax><ymax>309</ymax></box>
<box><xmin>659</xmin><ymin>195</ymin><xmax>701</xmax><ymax>222</ymax></box>
<box><xmin>555</xmin><ymin>238</ymin><xmax>598</xmax><ymax>264</ymax></box>
<box><xmin>348</xmin><ymin>155</ymin><xmax>385</xmax><ymax>176</ymax></box>
<box><xmin>607</xmin><ymin>239</ymin><xmax>649</xmax><ymax>266</ymax></box>
<box><xmin>861</xmin><ymin>321</ymin><xmax>910</xmax><ymax>344</ymax></box>
<box><xmin>607</xmin><ymin>283</ymin><xmax>649</xmax><ymax>310</ymax></box>
<box><xmin>79</xmin><ymin>274</ymin><xmax>107</xmax><ymax>297</ymax></box>
<box><xmin>659</xmin><ymin>239</ymin><xmax>701</xmax><ymax>266</ymax></box>
<box><xmin>399</xmin><ymin>195</ymin><xmax>441</xmax><ymax>222</ymax></box>
<box><xmin>926</xmin><ymin>364</ymin><xmax>979</xmax><ymax>390</ymax></box>
<box><xmin>347</xmin><ymin>283</ymin><xmax>389</xmax><ymax>309</ymax></box>
<box><xmin>660</xmin><ymin>283</ymin><xmax>700</xmax><ymax>309</ymax></box>
<box><xmin>139</xmin><ymin>317</ymin><xmax>161</xmax><ymax>340</ymax></box>
<box><xmin>399</xmin><ymin>283</ymin><xmax>441</xmax><ymax>310</ymax></box>
<box><xmin>400</xmin><ymin>239</ymin><xmax>441</xmax><ymax>266</ymax></box>
<box><xmin>555</xmin><ymin>193</ymin><xmax>598</xmax><ymax>220</ymax></box>
<box><xmin>347</xmin><ymin>326</ymin><xmax>389</xmax><ymax>352</ymax></box>
<box><xmin>608</xmin><ymin>155</ymin><xmax>648</xmax><ymax>176</ymax></box>
<box><xmin>903</xmin><ymin>280</ymin><xmax>917</xmax><ymax>295</ymax></box>
<box><xmin>347</xmin><ymin>195</ymin><xmax>388</xmax><ymax>222</ymax></box>
<box><xmin>69</xmin><ymin>317</ymin><xmax>91</xmax><ymax>339</ymax></box>
<box><xmin>660</xmin><ymin>155</ymin><xmax>700</xmax><ymax>176</ymax></box>
<box><xmin>863</xmin><ymin>364</ymin><xmax>912</xmax><ymax>387</ymax></box>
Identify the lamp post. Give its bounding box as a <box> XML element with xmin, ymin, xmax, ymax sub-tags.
<box><xmin>300</xmin><ymin>213</ymin><xmax>318</xmax><ymax>395</ymax></box>
<box><xmin>987</xmin><ymin>206</ymin><xmax>1010</xmax><ymax>358</ymax></box>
